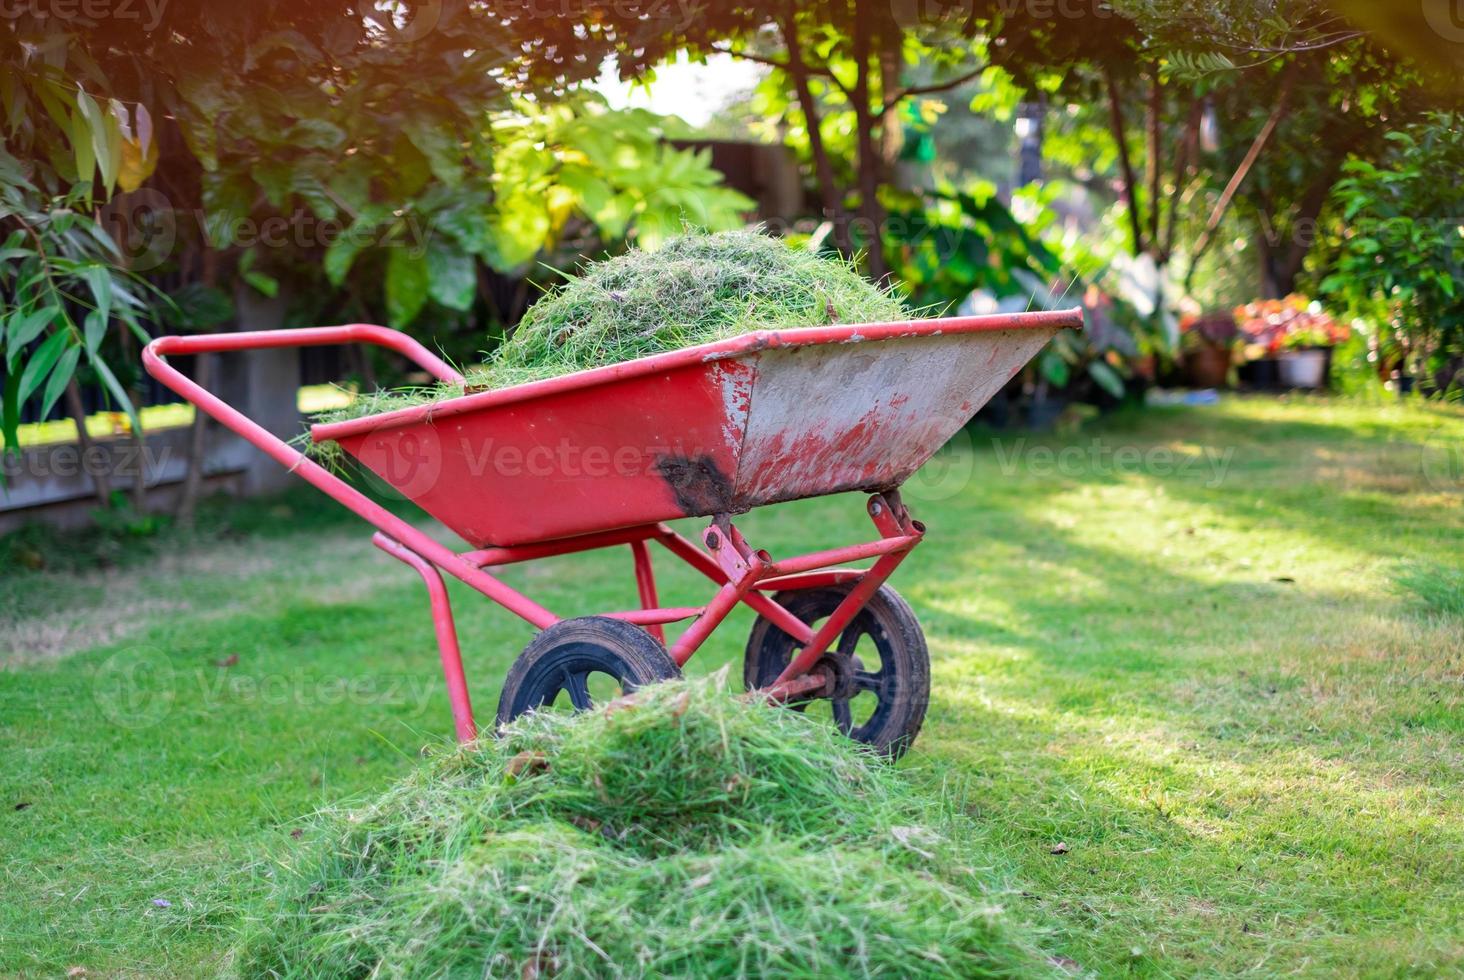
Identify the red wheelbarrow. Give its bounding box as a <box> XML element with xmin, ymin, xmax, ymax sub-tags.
<box><xmin>144</xmin><ymin>308</ymin><xmax>1082</xmax><ymax>757</ymax></box>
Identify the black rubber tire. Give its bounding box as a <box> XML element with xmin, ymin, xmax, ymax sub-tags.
<box><xmin>743</xmin><ymin>584</ymin><xmax>929</xmax><ymax>759</ymax></box>
<box><xmin>496</xmin><ymin>617</ymin><xmax>681</xmax><ymax>727</ymax></box>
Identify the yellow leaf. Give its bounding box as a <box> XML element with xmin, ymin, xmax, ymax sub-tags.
<box><xmin>544</xmin><ymin>184</ymin><xmax>576</xmax><ymax>248</ymax></box>
<box><xmin>117</xmin><ymin>135</ymin><xmax>159</xmax><ymax>193</ymax></box>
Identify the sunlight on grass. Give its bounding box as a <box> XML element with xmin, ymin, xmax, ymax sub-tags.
<box><xmin>2</xmin><ymin>395</ymin><xmax>1462</xmax><ymax>975</ymax></box>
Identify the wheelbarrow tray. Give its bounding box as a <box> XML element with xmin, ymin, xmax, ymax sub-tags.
<box><xmin>311</xmin><ymin>310</ymin><xmax>1079</xmax><ymax>547</ymax></box>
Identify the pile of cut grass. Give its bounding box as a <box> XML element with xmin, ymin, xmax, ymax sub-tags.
<box><xmin>238</xmin><ymin>676</ymin><xmax>1049</xmax><ymax>978</ymax></box>
<box><xmin>306</xmin><ymin>230</ymin><xmax>907</xmax><ymax>449</ymax></box>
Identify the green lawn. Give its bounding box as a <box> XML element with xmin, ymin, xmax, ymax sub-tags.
<box><xmin>3</xmin><ymin>395</ymin><xmax>1462</xmax><ymax>977</ymax></box>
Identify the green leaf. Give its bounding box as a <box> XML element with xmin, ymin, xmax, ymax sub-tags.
<box><xmin>6</xmin><ymin>306</ymin><xmax>59</xmax><ymax>366</ymax></box>
<box><xmin>486</xmin><ymin>193</ymin><xmax>550</xmax><ymax>269</ymax></box>
<box><xmin>324</xmin><ymin>235</ymin><xmax>368</xmax><ymax>287</ymax></box>
<box><xmin>75</xmin><ymin>87</ymin><xmax>117</xmax><ymax>192</ymax></box>
<box><xmin>433</xmin><ymin>205</ymin><xmax>492</xmax><ymax>255</ymax></box>
<box><xmin>18</xmin><ymin>330</ymin><xmax>70</xmax><ymax>405</ymax></box>
<box><xmin>41</xmin><ymin>344</ymin><xmax>82</xmax><ymax>421</ymax></box>
<box><xmin>243</xmin><ymin>270</ymin><xmax>279</xmax><ymax>298</ymax></box>
<box><xmin>81</xmin><ymin>264</ymin><xmax>113</xmax><ymax>322</ymax></box>
<box><xmin>164</xmin><ymin>284</ymin><xmax>234</xmax><ymax>330</ymax></box>
<box><xmin>558</xmin><ymin>167</ymin><xmax>613</xmax><ymax>220</ymax></box>
<box><xmin>83</xmin><ymin>308</ymin><xmax>108</xmax><ymax>354</ymax></box>
<box><xmin>1</xmin><ymin>366</ymin><xmax>18</xmax><ymax>454</ymax></box>
<box><xmin>1039</xmin><ymin>348</ymin><xmax>1070</xmax><ymax>387</ymax></box>
<box><xmin>90</xmin><ymin>354</ymin><xmax>141</xmax><ymax>436</ymax></box>
<box><xmin>390</xmin><ymin>135</ymin><xmax>433</xmax><ymax>197</ymax></box>
<box><xmin>323</xmin><ymin>204</ymin><xmax>391</xmax><ymax>285</ymax></box>
<box><xmin>386</xmin><ymin>248</ymin><xmax>430</xmax><ymax>327</ymax></box>
<box><xmin>426</xmin><ymin>240</ymin><xmax>476</xmax><ymax>312</ymax></box>
<box><xmin>286</xmin><ymin>118</ymin><xmax>348</xmax><ymax>150</ymax></box>
<box><xmin>406</xmin><ymin>121</ymin><xmax>465</xmax><ymax>186</ymax></box>
<box><xmin>1087</xmin><ymin>360</ymin><xmax>1125</xmax><ymax>399</ymax></box>
<box><xmin>70</xmin><ymin>107</ymin><xmax>96</xmax><ymax>189</ymax></box>
<box><xmin>201</xmin><ymin>171</ymin><xmax>252</xmax><ymax>246</ymax></box>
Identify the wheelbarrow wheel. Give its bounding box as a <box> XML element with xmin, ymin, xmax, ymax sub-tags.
<box><xmin>744</xmin><ymin>584</ymin><xmax>929</xmax><ymax>759</ymax></box>
<box><xmin>497</xmin><ymin>616</ymin><xmax>681</xmax><ymax>727</ymax></box>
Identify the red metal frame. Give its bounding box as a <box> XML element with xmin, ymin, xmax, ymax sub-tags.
<box><xmin>143</xmin><ymin>310</ymin><xmax>1080</xmax><ymax>740</ymax></box>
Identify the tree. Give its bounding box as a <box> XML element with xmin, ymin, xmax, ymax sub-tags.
<box><xmin>1</xmin><ymin>1</ymin><xmax>746</xmax><ymax>512</ymax></box>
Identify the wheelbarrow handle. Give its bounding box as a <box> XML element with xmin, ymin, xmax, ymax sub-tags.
<box><xmin>143</xmin><ymin>323</ymin><xmax>464</xmax><ymax>385</ymax></box>
<box><xmin>140</xmin><ymin>324</ymin><xmax>557</xmax><ymax>627</ymax></box>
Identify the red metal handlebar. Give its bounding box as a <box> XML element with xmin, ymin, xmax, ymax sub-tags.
<box><xmin>141</xmin><ymin>324</ymin><xmax>557</xmax><ymax>629</ymax></box>
<box><xmin>144</xmin><ymin>323</ymin><xmax>464</xmax><ymax>385</ymax></box>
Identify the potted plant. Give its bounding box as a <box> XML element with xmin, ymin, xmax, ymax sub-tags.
<box><xmin>1277</xmin><ymin>322</ymin><xmax>1337</xmax><ymax>389</ymax></box>
<box><xmin>1180</xmin><ymin>311</ymin><xmax>1238</xmax><ymax>388</ymax></box>
<box><xmin>1234</xmin><ymin>295</ymin><xmax>1349</xmax><ymax>391</ymax></box>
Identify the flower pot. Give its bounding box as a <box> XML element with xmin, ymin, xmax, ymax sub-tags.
<box><xmin>1278</xmin><ymin>348</ymin><xmax>1329</xmax><ymax>389</ymax></box>
<box><xmin>1184</xmin><ymin>346</ymin><xmax>1231</xmax><ymax>389</ymax></box>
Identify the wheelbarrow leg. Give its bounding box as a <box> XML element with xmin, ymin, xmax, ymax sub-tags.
<box><xmin>770</xmin><ymin>493</ymin><xmax>924</xmax><ymax>689</ymax></box>
<box><xmin>372</xmin><ymin>533</ymin><xmax>476</xmax><ymax>742</ymax></box>
<box><xmin>629</xmin><ymin>540</ymin><xmax>665</xmax><ymax>645</ymax></box>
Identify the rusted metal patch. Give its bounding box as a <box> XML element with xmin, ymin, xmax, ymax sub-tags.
<box><xmin>655</xmin><ymin>454</ymin><xmax>736</xmax><ymax>516</ymax></box>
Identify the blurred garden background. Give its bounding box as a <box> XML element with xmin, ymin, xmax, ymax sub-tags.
<box><xmin>3</xmin><ymin>1</ymin><xmax>1463</xmax><ymax>976</ymax></box>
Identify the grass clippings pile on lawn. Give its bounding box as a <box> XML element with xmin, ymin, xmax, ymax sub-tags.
<box><xmin>239</xmin><ymin>676</ymin><xmax>1047</xmax><ymax>978</ymax></box>
<box><xmin>307</xmin><ymin>230</ymin><xmax>908</xmax><ymax>443</ymax></box>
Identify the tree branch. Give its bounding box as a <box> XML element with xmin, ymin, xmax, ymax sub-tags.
<box><xmin>1102</xmin><ymin>65</ymin><xmax>1147</xmax><ymax>257</ymax></box>
<box><xmin>777</xmin><ymin>3</ymin><xmax>850</xmax><ymax>255</ymax></box>
<box><xmin>882</xmin><ymin>63</ymin><xmax>987</xmax><ymax>114</ymax></box>
<box><xmin>850</xmin><ymin>1</ymin><xmax>888</xmax><ymax>282</ymax></box>
<box><xmin>1161</xmin><ymin>97</ymin><xmax>1204</xmax><ymax>263</ymax></box>
<box><xmin>712</xmin><ymin>42</ymin><xmax>851</xmax><ymax>98</ymax></box>
<box><xmin>1186</xmin><ymin>65</ymin><xmax>1299</xmax><ymax>287</ymax></box>
<box><xmin>1146</xmin><ymin>68</ymin><xmax>1163</xmax><ymax>251</ymax></box>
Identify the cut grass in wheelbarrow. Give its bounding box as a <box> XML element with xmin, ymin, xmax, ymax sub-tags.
<box><xmin>306</xmin><ymin>229</ymin><xmax>910</xmax><ymax>462</ymax></box>
<box><xmin>238</xmin><ymin>676</ymin><xmax>1052</xmax><ymax>979</ymax></box>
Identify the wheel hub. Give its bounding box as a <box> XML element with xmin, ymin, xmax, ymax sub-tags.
<box><xmin>815</xmin><ymin>650</ymin><xmax>863</xmax><ymax>701</ymax></box>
